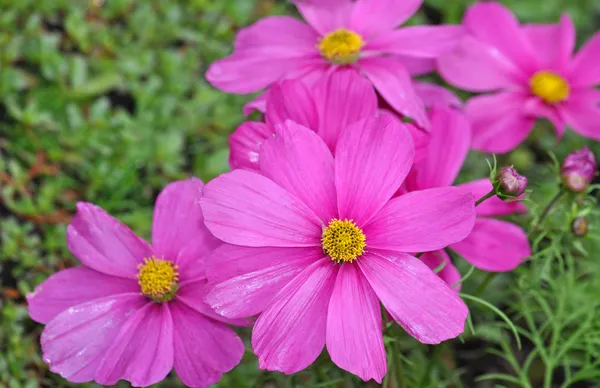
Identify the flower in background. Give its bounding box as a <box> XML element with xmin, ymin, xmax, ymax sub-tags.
<box><xmin>404</xmin><ymin>105</ymin><xmax>531</xmax><ymax>273</ymax></box>
<box><xmin>230</xmin><ymin>69</ymin><xmax>428</xmax><ymax>170</ymax></box>
<box><xmin>571</xmin><ymin>216</ymin><xmax>589</xmax><ymax>237</ymax></box>
<box><xmin>207</xmin><ymin>0</ymin><xmax>464</xmax><ymax>129</ymax></box>
<box><xmin>27</xmin><ymin>179</ymin><xmax>245</xmax><ymax>388</ymax></box>
<box><xmin>201</xmin><ymin>117</ymin><xmax>475</xmax><ymax>382</ymax></box>
<box><xmin>561</xmin><ymin>146</ymin><xmax>597</xmax><ymax>192</ymax></box>
<box><xmin>494</xmin><ymin>166</ymin><xmax>528</xmax><ymax>199</ymax></box>
<box><xmin>438</xmin><ymin>2</ymin><xmax>600</xmax><ymax>153</ymax></box>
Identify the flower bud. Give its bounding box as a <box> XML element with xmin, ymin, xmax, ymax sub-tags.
<box><xmin>561</xmin><ymin>147</ymin><xmax>597</xmax><ymax>193</ymax></box>
<box><xmin>494</xmin><ymin>166</ymin><xmax>527</xmax><ymax>199</ymax></box>
<box><xmin>571</xmin><ymin>217</ymin><xmax>589</xmax><ymax>237</ymax></box>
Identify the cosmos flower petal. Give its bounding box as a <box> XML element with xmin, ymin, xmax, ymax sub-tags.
<box><xmin>367</xmin><ymin>26</ymin><xmax>464</xmax><ymax>58</ymax></box>
<box><xmin>523</xmin><ymin>97</ymin><xmax>566</xmax><ymax>138</ymax></box>
<box><xmin>261</xmin><ymin>121</ymin><xmax>338</xmax><ymax>222</ymax></box>
<box><xmin>229</xmin><ymin>122</ymin><xmax>274</xmax><ymax>171</ymax></box>
<box><xmin>560</xmin><ymin>93</ymin><xmax>600</xmax><ymax>141</ymax></box>
<box><xmin>40</xmin><ymin>294</ymin><xmax>148</xmax><ymax>384</ymax></box>
<box><xmin>67</xmin><ymin>202</ymin><xmax>153</xmax><ymax>279</ymax></box>
<box><xmin>252</xmin><ymin>258</ymin><xmax>337</xmax><ymax>374</ymax></box>
<box><xmin>360</xmin><ymin>57</ymin><xmax>429</xmax><ymax>129</ymax></box>
<box><xmin>233</xmin><ymin>16</ymin><xmax>319</xmax><ymax>53</ymax></box>
<box><xmin>27</xmin><ymin>267</ymin><xmax>138</xmax><ymax>324</ymax></box>
<box><xmin>292</xmin><ymin>0</ymin><xmax>354</xmax><ymax>35</ymax></box>
<box><xmin>335</xmin><ymin>115</ymin><xmax>414</xmax><ymax>226</ymax></box>
<box><xmin>457</xmin><ymin>179</ymin><xmax>527</xmax><ymax>217</ymax></box>
<box><xmin>465</xmin><ymin>92</ymin><xmax>535</xmax><ymax>153</ymax></box>
<box><xmin>265</xmin><ymin>80</ymin><xmax>318</xmax><ymax>129</ymax></box>
<box><xmin>398</xmin><ymin>56</ymin><xmax>436</xmax><ymax>76</ymax></box>
<box><xmin>206</xmin><ymin>49</ymin><xmax>320</xmax><ymax>94</ymax></box>
<box><xmin>567</xmin><ymin>31</ymin><xmax>600</xmax><ymax>87</ymax></box>
<box><xmin>207</xmin><ymin>16</ymin><xmax>321</xmax><ymax>93</ymax></box>
<box><xmin>358</xmin><ymin>250</ymin><xmax>468</xmax><ymax>344</ymax></box>
<box><xmin>523</xmin><ymin>14</ymin><xmax>575</xmax><ymax>72</ymax></box>
<box><xmin>243</xmin><ymin>90</ymin><xmax>269</xmax><ymax>116</ymax></box>
<box><xmin>464</xmin><ymin>2</ymin><xmax>538</xmax><ymax>74</ymax></box>
<box><xmin>314</xmin><ymin>68</ymin><xmax>378</xmax><ymax>152</ymax></box>
<box><xmin>152</xmin><ymin>178</ymin><xmax>219</xmax><ymax>266</ymax></box>
<box><xmin>421</xmin><ymin>250</ymin><xmax>462</xmax><ymax>292</ymax></box>
<box><xmin>405</xmin><ymin>105</ymin><xmax>471</xmax><ymax>190</ymax></box>
<box><xmin>176</xmin><ymin>279</ymin><xmax>250</xmax><ymax>327</ymax></box>
<box><xmin>171</xmin><ymin>301</ymin><xmax>245</xmax><ymax>388</ymax></box>
<box><xmin>413</xmin><ymin>81</ymin><xmax>462</xmax><ymax>108</ymax></box>
<box><xmin>95</xmin><ymin>303</ymin><xmax>174</xmax><ymax>387</ymax></box>
<box><xmin>326</xmin><ymin>263</ymin><xmax>386</xmax><ymax>383</ymax></box>
<box><xmin>201</xmin><ymin>169</ymin><xmax>323</xmax><ymax>247</ymax></box>
<box><xmin>364</xmin><ymin>187</ymin><xmax>475</xmax><ymax>253</ymax></box>
<box><xmin>205</xmin><ymin>244</ymin><xmax>323</xmax><ymax>319</ymax></box>
<box><xmin>349</xmin><ymin>0</ymin><xmax>422</xmax><ymax>39</ymax></box>
<box><xmin>438</xmin><ymin>35</ymin><xmax>524</xmax><ymax>92</ymax></box>
<box><xmin>451</xmin><ymin>218</ymin><xmax>529</xmax><ymax>272</ymax></box>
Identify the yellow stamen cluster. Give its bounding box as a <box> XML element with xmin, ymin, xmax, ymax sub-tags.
<box><xmin>318</xmin><ymin>29</ymin><xmax>364</xmax><ymax>64</ymax></box>
<box><xmin>137</xmin><ymin>257</ymin><xmax>179</xmax><ymax>302</ymax></box>
<box><xmin>530</xmin><ymin>71</ymin><xmax>570</xmax><ymax>104</ymax></box>
<box><xmin>322</xmin><ymin>218</ymin><xmax>366</xmax><ymax>263</ymax></box>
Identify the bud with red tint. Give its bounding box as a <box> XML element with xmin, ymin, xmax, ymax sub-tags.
<box><xmin>561</xmin><ymin>147</ymin><xmax>597</xmax><ymax>193</ymax></box>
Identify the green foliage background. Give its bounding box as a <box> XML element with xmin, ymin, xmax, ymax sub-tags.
<box><xmin>1</xmin><ymin>0</ymin><xmax>600</xmax><ymax>387</ymax></box>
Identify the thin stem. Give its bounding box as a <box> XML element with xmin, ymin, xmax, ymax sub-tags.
<box><xmin>391</xmin><ymin>339</ymin><xmax>406</xmax><ymax>388</ymax></box>
<box><xmin>475</xmin><ymin>189</ymin><xmax>496</xmax><ymax>207</ymax></box>
<box><xmin>473</xmin><ymin>272</ymin><xmax>498</xmax><ymax>298</ymax></box>
<box><xmin>531</xmin><ymin>191</ymin><xmax>564</xmax><ymax>234</ymax></box>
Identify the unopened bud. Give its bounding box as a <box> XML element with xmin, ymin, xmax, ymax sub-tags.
<box><xmin>571</xmin><ymin>217</ymin><xmax>589</xmax><ymax>237</ymax></box>
<box><xmin>494</xmin><ymin>166</ymin><xmax>527</xmax><ymax>199</ymax></box>
<box><xmin>561</xmin><ymin>147</ymin><xmax>597</xmax><ymax>193</ymax></box>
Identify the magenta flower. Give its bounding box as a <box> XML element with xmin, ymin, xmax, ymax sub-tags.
<box><xmin>438</xmin><ymin>2</ymin><xmax>600</xmax><ymax>152</ymax></box>
<box><xmin>404</xmin><ymin>105</ymin><xmax>531</xmax><ymax>272</ymax></box>
<box><xmin>230</xmin><ymin>69</ymin><xmax>427</xmax><ymax>170</ymax></box>
<box><xmin>201</xmin><ymin>117</ymin><xmax>475</xmax><ymax>382</ymax></box>
<box><xmin>207</xmin><ymin>0</ymin><xmax>464</xmax><ymax>129</ymax></box>
<box><xmin>27</xmin><ymin>179</ymin><xmax>245</xmax><ymax>387</ymax></box>
<box><xmin>561</xmin><ymin>146</ymin><xmax>597</xmax><ymax>192</ymax></box>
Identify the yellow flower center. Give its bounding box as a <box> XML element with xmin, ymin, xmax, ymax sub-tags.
<box><xmin>530</xmin><ymin>71</ymin><xmax>570</xmax><ymax>104</ymax></box>
<box><xmin>322</xmin><ymin>219</ymin><xmax>366</xmax><ymax>263</ymax></box>
<box><xmin>137</xmin><ymin>257</ymin><xmax>179</xmax><ymax>302</ymax></box>
<box><xmin>318</xmin><ymin>29</ymin><xmax>364</xmax><ymax>65</ymax></box>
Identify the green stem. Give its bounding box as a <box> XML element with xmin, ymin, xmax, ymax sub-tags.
<box><xmin>391</xmin><ymin>339</ymin><xmax>406</xmax><ymax>388</ymax></box>
<box><xmin>544</xmin><ymin>363</ymin><xmax>554</xmax><ymax>388</ymax></box>
<box><xmin>473</xmin><ymin>272</ymin><xmax>498</xmax><ymax>298</ymax></box>
<box><xmin>475</xmin><ymin>189</ymin><xmax>496</xmax><ymax>207</ymax></box>
<box><xmin>531</xmin><ymin>191</ymin><xmax>564</xmax><ymax>234</ymax></box>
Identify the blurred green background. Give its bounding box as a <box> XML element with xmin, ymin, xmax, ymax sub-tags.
<box><xmin>1</xmin><ymin>0</ymin><xmax>600</xmax><ymax>387</ymax></box>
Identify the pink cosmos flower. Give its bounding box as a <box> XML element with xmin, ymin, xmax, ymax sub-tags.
<box><xmin>404</xmin><ymin>105</ymin><xmax>531</xmax><ymax>272</ymax></box>
<box><xmin>201</xmin><ymin>116</ymin><xmax>475</xmax><ymax>382</ymax></box>
<box><xmin>207</xmin><ymin>0</ymin><xmax>464</xmax><ymax>129</ymax></box>
<box><xmin>438</xmin><ymin>2</ymin><xmax>600</xmax><ymax>153</ymax></box>
<box><xmin>27</xmin><ymin>179</ymin><xmax>245</xmax><ymax>388</ymax></box>
<box><xmin>230</xmin><ymin>69</ymin><xmax>428</xmax><ymax>170</ymax></box>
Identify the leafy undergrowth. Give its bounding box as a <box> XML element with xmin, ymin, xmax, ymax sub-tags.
<box><xmin>1</xmin><ymin>0</ymin><xmax>600</xmax><ymax>387</ymax></box>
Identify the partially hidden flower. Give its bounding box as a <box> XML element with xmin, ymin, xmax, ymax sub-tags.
<box><xmin>404</xmin><ymin>105</ymin><xmax>531</xmax><ymax>273</ymax></box>
<box><xmin>230</xmin><ymin>69</ymin><xmax>428</xmax><ymax>170</ymax></box>
<box><xmin>207</xmin><ymin>0</ymin><xmax>465</xmax><ymax>129</ymax></box>
<box><xmin>438</xmin><ymin>2</ymin><xmax>600</xmax><ymax>152</ymax></box>
<box><xmin>494</xmin><ymin>166</ymin><xmax>528</xmax><ymax>199</ymax></box>
<box><xmin>571</xmin><ymin>216</ymin><xmax>589</xmax><ymax>237</ymax></box>
<box><xmin>561</xmin><ymin>146</ymin><xmax>597</xmax><ymax>192</ymax></box>
<box><xmin>27</xmin><ymin>179</ymin><xmax>246</xmax><ymax>387</ymax></box>
<box><xmin>201</xmin><ymin>116</ymin><xmax>475</xmax><ymax>382</ymax></box>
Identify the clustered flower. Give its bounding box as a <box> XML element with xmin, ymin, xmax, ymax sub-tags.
<box><xmin>28</xmin><ymin>0</ymin><xmax>599</xmax><ymax>386</ymax></box>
